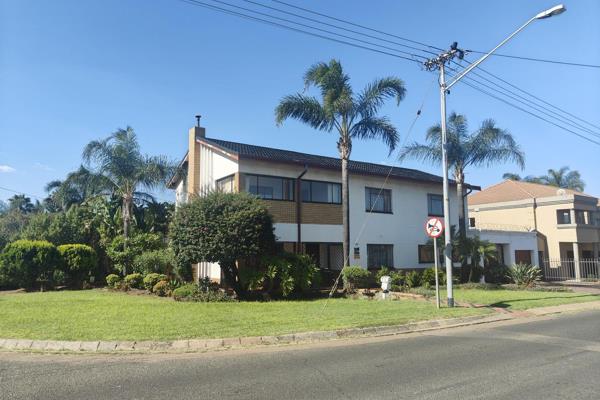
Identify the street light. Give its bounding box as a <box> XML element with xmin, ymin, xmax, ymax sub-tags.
<box><xmin>424</xmin><ymin>4</ymin><xmax>566</xmax><ymax>307</ymax></box>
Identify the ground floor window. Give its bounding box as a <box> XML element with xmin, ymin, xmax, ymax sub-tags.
<box><xmin>515</xmin><ymin>250</ymin><xmax>532</xmax><ymax>265</ymax></box>
<box><xmin>367</xmin><ymin>244</ymin><xmax>394</xmax><ymax>269</ymax></box>
<box><xmin>418</xmin><ymin>245</ymin><xmax>434</xmax><ymax>264</ymax></box>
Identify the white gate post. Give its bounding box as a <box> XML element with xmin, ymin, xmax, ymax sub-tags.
<box><xmin>573</xmin><ymin>242</ymin><xmax>581</xmax><ymax>282</ymax></box>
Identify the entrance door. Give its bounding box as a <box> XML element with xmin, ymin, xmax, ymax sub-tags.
<box><xmin>515</xmin><ymin>250</ymin><xmax>532</xmax><ymax>265</ymax></box>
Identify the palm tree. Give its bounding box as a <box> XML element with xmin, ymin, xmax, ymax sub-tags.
<box><xmin>7</xmin><ymin>194</ymin><xmax>36</xmax><ymax>214</ymax></box>
<box><xmin>400</xmin><ymin>113</ymin><xmax>525</xmax><ymax>240</ymax></box>
<box><xmin>503</xmin><ymin>167</ymin><xmax>585</xmax><ymax>192</ymax></box>
<box><xmin>83</xmin><ymin>127</ymin><xmax>174</xmax><ymax>248</ymax></box>
<box><xmin>44</xmin><ymin>166</ymin><xmax>107</xmax><ymax>211</ymax></box>
<box><xmin>541</xmin><ymin>167</ymin><xmax>585</xmax><ymax>192</ymax></box>
<box><xmin>275</xmin><ymin>60</ymin><xmax>406</xmax><ymax>266</ymax></box>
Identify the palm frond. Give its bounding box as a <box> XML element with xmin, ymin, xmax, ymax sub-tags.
<box><xmin>355</xmin><ymin>77</ymin><xmax>406</xmax><ymax>119</ymax></box>
<box><xmin>350</xmin><ymin>116</ymin><xmax>399</xmax><ymax>153</ymax></box>
<box><xmin>275</xmin><ymin>94</ymin><xmax>332</xmax><ymax>130</ymax></box>
<box><xmin>398</xmin><ymin>142</ymin><xmax>441</xmax><ymax>164</ymax></box>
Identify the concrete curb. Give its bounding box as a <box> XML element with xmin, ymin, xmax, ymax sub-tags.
<box><xmin>0</xmin><ymin>314</ymin><xmax>510</xmax><ymax>354</ymax></box>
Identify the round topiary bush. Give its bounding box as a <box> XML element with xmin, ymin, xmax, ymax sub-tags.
<box><xmin>0</xmin><ymin>240</ymin><xmax>60</xmax><ymax>289</ymax></box>
<box><xmin>133</xmin><ymin>249</ymin><xmax>175</xmax><ymax>276</ymax></box>
<box><xmin>105</xmin><ymin>274</ymin><xmax>121</xmax><ymax>289</ymax></box>
<box><xmin>172</xmin><ymin>283</ymin><xmax>197</xmax><ymax>301</ymax></box>
<box><xmin>57</xmin><ymin>244</ymin><xmax>97</xmax><ymax>287</ymax></box>
<box><xmin>143</xmin><ymin>273</ymin><xmax>167</xmax><ymax>292</ymax></box>
<box><xmin>124</xmin><ymin>273</ymin><xmax>143</xmax><ymax>289</ymax></box>
<box><xmin>153</xmin><ymin>280</ymin><xmax>170</xmax><ymax>297</ymax></box>
<box><xmin>341</xmin><ymin>266</ymin><xmax>372</xmax><ymax>293</ymax></box>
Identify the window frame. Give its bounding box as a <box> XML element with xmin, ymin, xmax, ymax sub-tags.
<box><xmin>243</xmin><ymin>173</ymin><xmax>295</xmax><ymax>202</ymax></box>
<box><xmin>427</xmin><ymin>193</ymin><xmax>444</xmax><ymax>217</ymax></box>
<box><xmin>367</xmin><ymin>244</ymin><xmax>394</xmax><ymax>269</ymax></box>
<box><xmin>215</xmin><ymin>174</ymin><xmax>235</xmax><ymax>193</ymax></box>
<box><xmin>418</xmin><ymin>244</ymin><xmax>435</xmax><ymax>264</ymax></box>
<box><xmin>365</xmin><ymin>187</ymin><xmax>392</xmax><ymax>214</ymax></box>
<box><xmin>556</xmin><ymin>209</ymin><xmax>571</xmax><ymax>225</ymax></box>
<box><xmin>300</xmin><ymin>179</ymin><xmax>342</xmax><ymax>205</ymax></box>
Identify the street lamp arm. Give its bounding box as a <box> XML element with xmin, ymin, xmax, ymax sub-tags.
<box><xmin>446</xmin><ymin>16</ymin><xmax>536</xmax><ymax>90</ymax></box>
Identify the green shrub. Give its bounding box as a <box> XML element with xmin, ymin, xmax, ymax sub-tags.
<box><xmin>506</xmin><ymin>263</ymin><xmax>542</xmax><ymax>287</ymax></box>
<box><xmin>484</xmin><ymin>263</ymin><xmax>510</xmax><ymax>284</ymax></box>
<box><xmin>105</xmin><ymin>274</ymin><xmax>121</xmax><ymax>289</ymax></box>
<box><xmin>375</xmin><ymin>267</ymin><xmax>404</xmax><ymax>288</ymax></box>
<box><xmin>132</xmin><ymin>249</ymin><xmax>175</xmax><ymax>276</ymax></box>
<box><xmin>124</xmin><ymin>273</ymin><xmax>143</xmax><ymax>289</ymax></box>
<box><xmin>238</xmin><ymin>267</ymin><xmax>266</xmax><ymax>291</ymax></box>
<box><xmin>57</xmin><ymin>244</ymin><xmax>97</xmax><ymax>286</ymax></box>
<box><xmin>170</xmin><ymin>192</ymin><xmax>276</xmax><ymax>295</ymax></box>
<box><xmin>421</xmin><ymin>267</ymin><xmax>442</xmax><ymax>288</ymax></box>
<box><xmin>172</xmin><ymin>283</ymin><xmax>197</xmax><ymax>301</ymax></box>
<box><xmin>143</xmin><ymin>273</ymin><xmax>168</xmax><ymax>292</ymax></box>
<box><xmin>0</xmin><ymin>240</ymin><xmax>60</xmax><ymax>289</ymax></box>
<box><xmin>106</xmin><ymin>233</ymin><xmax>164</xmax><ymax>275</ymax></box>
<box><xmin>153</xmin><ymin>280</ymin><xmax>170</xmax><ymax>297</ymax></box>
<box><xmin>405</xmin><ymin>270</ymin><xmax>422</xmax><ymax>288</ymax></box>
<box><xmin>342</xmin><ymin>266</ymin><xmax>371</xmax><ymax>292</ymax></box>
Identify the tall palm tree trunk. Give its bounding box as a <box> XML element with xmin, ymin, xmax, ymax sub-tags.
<box><xmin>341</xmin><ymin>156</ymin><xmax>350</xmax><ymax>267</ymax></box>
<box><xmin>122</xmin><ymin>195</ymin><xmax>132</xmax><ymax>276</ymax></box>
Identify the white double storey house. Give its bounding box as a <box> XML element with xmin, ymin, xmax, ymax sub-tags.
<box><xmin>168</xmin><ymin>124</ymin><xmax>476</xmax><ymax>282</ymax></box>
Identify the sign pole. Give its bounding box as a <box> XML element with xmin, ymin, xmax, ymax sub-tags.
<box><xmin>434</xmin><ymin>238</ymin><xmax>440</xmax><ymax>309</ymax></box>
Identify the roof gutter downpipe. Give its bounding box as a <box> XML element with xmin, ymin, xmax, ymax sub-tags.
<box><xmin>296</xmin><ymin>165</ymin><xmax>308</xmax><ymax>253</ymax></box>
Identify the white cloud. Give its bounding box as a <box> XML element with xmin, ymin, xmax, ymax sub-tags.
<box><xmin>0</xmin><ymin>165</ymin><xmax>16</xmax><ymax>173</ymax></box>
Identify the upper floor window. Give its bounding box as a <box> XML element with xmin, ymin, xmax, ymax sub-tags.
<box><xmin>244</xmin><ymin>174</ymin><xmax>294</xmax><ymax>201</ymax></box>
<box><xmin>575</xmin><ymin>210</ymin><xmax>587</xmax><ymax>224</ymax></box>
<box><xmin>216</xmin><ymin>174</ymin><xmax>235</xmax><ymax>193</ymax></box>
<box><xmin>367</xmin><ymin>244</ymin><xmax>394</xmax><ymax>269</ymax></box>
<box><xmin>365</xmin><ymin>187</ymin><xmax>392</xmax><ymax>213</ymax></box>
<box><xmin>301</xmin><ymin>180</ymin><xmax>341</xmax><ymax>204</ymax></box>
<box><xmin>427</xmin><ymin>194</ymin><xmax>443</xmax><ymax>217</ymax></box>
<box><xmin>557</xmin><ymin>209</ymin><xmax>571</xmax><ymax>224</ymax></box>
<box><xmin>469</xmin><ymin>217</ymin><xmax>476</xmax><ymax>228</ymax></box>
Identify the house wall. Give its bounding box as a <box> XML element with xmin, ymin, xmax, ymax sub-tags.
<box><xmin>469</xmin><ymin>229</ymin><xmax>539</xmax><ymax>266</ymax></box>
<box><xmin>468</xmin><ymin>194</ymin><xmax>600</xmax><ymax>261</ymax></box>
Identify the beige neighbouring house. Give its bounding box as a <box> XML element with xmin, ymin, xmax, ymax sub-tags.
<box><xmin>468</xmin><ymin>180</ymin><xmax>600</xmax><ymax>281</ymax></box>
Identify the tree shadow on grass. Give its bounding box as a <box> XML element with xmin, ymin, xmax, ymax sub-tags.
<box><xmin>490</xmin><ymin>294</ymin><xmax>598</xmax><ymax>309</ymax></box>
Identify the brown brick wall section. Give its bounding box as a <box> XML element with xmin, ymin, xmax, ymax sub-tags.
<box><xmin>263</xmin><ymin>200</ymin><xmax>297</xmax><ymax>223</ymax></box>
<box><xmin>302</xmin><ymin>203</ymin><xmax>342</xmax><ymax>225</ymax></box>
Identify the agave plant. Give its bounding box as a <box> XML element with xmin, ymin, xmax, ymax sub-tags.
<box><xmin>506</xmin><ymin>263</ymin><xmax>542</xmax><ymax>287</ymax></box>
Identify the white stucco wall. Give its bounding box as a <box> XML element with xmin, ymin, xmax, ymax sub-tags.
<box><xmin>198</xmin><ymin>143</ymin><xmax>238</xmax><ymax>194</ymax></box>
<box><xmin>241</xmin><ymin>159</ymin><xmax>460</xmax><ymax>269</ymax></box>
<box><xmin>469</xmin><ymin>229</ymin><xmax>539</xmax><ymax>266</ymax></box>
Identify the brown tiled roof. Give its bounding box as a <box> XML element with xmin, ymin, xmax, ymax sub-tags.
<box><xmin>204</xmin><ymin>137</ymin><xmax>480</xmax><ymax>189</ymax></box>
<box><xmin>468</xmin><ymin>180</ymin><xmax>595</xmax><ymax>205</ymax></box>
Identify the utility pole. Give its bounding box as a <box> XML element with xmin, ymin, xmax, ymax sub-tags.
<box><xmin>422</xmin><ymin>4</ymin><xmax>566</xmax><ymax>307</ymax></box>
<box><xmin>424</xmin><ymin>43</ymin><xmax>464</xmax><ymax>307</ymax></box>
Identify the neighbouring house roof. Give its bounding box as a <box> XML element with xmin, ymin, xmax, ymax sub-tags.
<box><xmin>201</xmin><ymin>137</ymin><xmax>480</xmax><ymax>189</ymax></box>
<box><xmin>468</xmin><ymin>179</ymin><xmax>595</xmax><ymax>206</ymax></box>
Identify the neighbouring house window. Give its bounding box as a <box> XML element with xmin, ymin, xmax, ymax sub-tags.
<box><xmin>575</xmin><ymin>210</ymin><xmax>586</xmax><ymax>224</ymax></box>
<box><xmin>301</xmin><ymin>180</ymin><xmax>341</xmax><ymax>204</ymax></box>
<box><xmin>469</xmin><ymin>217</ymin><xmax>476</xmax><ymax>228</ymax></box>
<box><xmin>556</xmin><ymin>209</ymin><xmax>571</xmax><ymax>224</ymax></box>
<box><xmin>418</xmin><ymin>245</ymin><xmax>434</xmax><ymax>264</ymax></box>
<box><xmin>244</xmin><ymin>174</ymin><xmax>294</xmax><ymax>201</ymax></box>
<box><xmin>427</xmin><ymin>194</ymin><xmax>444</xmax><ymax>217</ymax></box>
<box><xmin>367</xmin><ymin>244</ymin><xmax>394</xmax><ymax>269</ymax></box>
<box><xmin>216</xmin><ymin>174</ymin><xmax>235</xmax><ymax>193</ymax></box>
<box><xmin>365</xmin><ymin>187</ymin><xmax>392</xmax><ymax>213</ymax></box>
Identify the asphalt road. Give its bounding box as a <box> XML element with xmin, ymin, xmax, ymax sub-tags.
<box><xmin>1</xmin><ymin>311</ymin><xmax>599</xmax><ymax>400</ymax></box>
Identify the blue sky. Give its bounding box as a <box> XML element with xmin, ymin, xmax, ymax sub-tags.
<box><xmin>1</xmin><ymin>0</ymin><xmax>599</xmax><ymax>203</ymax></box>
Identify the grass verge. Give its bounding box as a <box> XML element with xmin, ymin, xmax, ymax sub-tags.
<box><xmin>0</xmin><ymin>290</ymin><xmax>485</xmax><ymax>341</ymax></box>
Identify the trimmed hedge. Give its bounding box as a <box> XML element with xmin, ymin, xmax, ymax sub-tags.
<box><xmin>342</xmin><ymin>266</ymin><xmax>372</xmax><ymax>292</ymax></box>
<box><xmin>0</xmin><ymin>240</ymin><xmax>60</xmax><ymax>289</ymax></box>
<box><xmin>57</xmin><ymin>244</ymin><xmax>97</xmax><ymax>286</ymax></box>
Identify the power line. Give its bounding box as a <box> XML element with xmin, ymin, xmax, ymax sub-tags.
<box><xmin>274</xmin><ymin>0</ymin><xmax>600</xmax><ymax>69</ymax></box>
<box><xmin>176</xmin><ymin>0</ymin><xmax>600</xmax><ymax>146</ymax></box>
<box><xmin>241</xmin><ymin>0</ymin><xmax>438</xmax><ymax>57</ymax></box>
<box><xmin>446</xmin><ymin>62</ymin><xmax>600</xmax><ymax>139</ymax></box>
<box><xmin>444</xmin><ymin>68</ymin><xmax>600</xmax><ymax>146</ymax></box>
<box><xmin>465</xmin><ymin>50</ymin><xmax>600</xmax><ymax>69</ymax></box>
<box><xmin>0</xmin><ymin>186</ymin><xmax>46</xmax><ymax>202</ymax></box>
<box><xmin>271</xmin><ymin>0</ymin><xmax>444</xmax><ymax>52</ymax></box>
<box><xmin>177</xmin><ymin>0</ymin><xmax>424</xmax><ymax>64</ymax></box>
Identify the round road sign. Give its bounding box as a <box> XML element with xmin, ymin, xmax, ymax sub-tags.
<box><xmin>425</xmin><ymin>217</ymin><xmax>444</xmax><ymax>238</ymax></box>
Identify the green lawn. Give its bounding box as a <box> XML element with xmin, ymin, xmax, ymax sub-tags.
<box><xmin>450</xmin><ymin>288</ymin><xmax>600</xmax><ymax>310</ymax></box>
<box><xmin>0</xmin><ymin>290</ymin><xmax>485</xmax><ymax>341</ymax></box>
<box><xmin>0</xmin><ymin>288</ymin><xmax>598</xmax><ymax>341</ymax></box>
